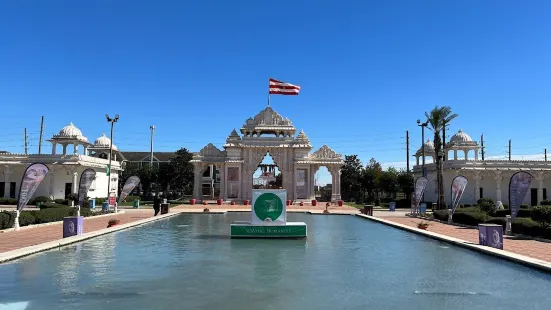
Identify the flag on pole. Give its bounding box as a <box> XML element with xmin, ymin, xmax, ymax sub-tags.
<box><xmin>269</xmin><ymin>78</ymin><xmax>300</xmax><ymax>95</ymax></box>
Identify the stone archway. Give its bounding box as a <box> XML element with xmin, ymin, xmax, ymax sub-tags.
<box><xmin>191</xmin><ymin>106</ymin><xmax>344</xmax><ymax>203</ymax></box>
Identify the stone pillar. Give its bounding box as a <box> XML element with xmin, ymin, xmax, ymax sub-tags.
<box><xmin>217</xmin><ymin>164</ymin><xmax>226</xmax><ymax>200</ymax></box>
<box><xmin>474</xmin><ymin>171</ymin><xmax>481</xmax><ymax>201</ymax></box>
<box><xmin>494</xmin><ymin>171</ymin><xmax>503</xmax><ymax>202</ymax></box>
<box><xmin>73</xmin><ymin>143</ymin><xmax>78</xmax><ymax>155</ymax></box>
<box><xmin>51</xmin><ymin>142</ymin><xmax>57</xmax><ymax>155</ymax></box>
<box><xmin>415</xmin><ymin>156</ymin><xmax>419</xmax><ymax>166</ymax></box>
<box><xmin>474</xmin><ymin>148</ymin><xmax>479</xmax><ymax>160</ymax></box>
<box><xmin>536</xmin><ymin>171</ymin><xmax>544</xmax><ymax>205</ymax></box>
<box><xmin>193</xmin><ymin>164</ymin><xmax>203</xmax><ymax>201</ymax></box>
<box><xmin>3</xmin><ymin>166</ymin><xmax>11</xmax><ymax>198</ymax></box>
<box><xmin>72</xmin><ymin>170</ymin><xmax>78</xmax><ymax>194</ymax></box>
<box><xmin>335</xmin><ymin>168</ymin><xmax>342</xmax><ymax>200</ymax></box>
<box><xmin>454</xmin><ymin>150</ymin><xmax>458</xmax><ymax>160</ymax></box>
<box><xmin>464</xmin><ymin>150</ymin><xmax>469</xmax><ymax>161</ymax></box>
<box><xmin>62</xmin><ymin>144</ymin><xmax>67</xmax><ymax>155</ymax></box>
<box><xmin>49</xmin><ymin>168</ymin><xmax>56</xmax><ymax>199</ymax></box>
<box><xmin>309</xmin><ymin>165</ymin><xmax>318</xmax><ymax>200</ymax></box>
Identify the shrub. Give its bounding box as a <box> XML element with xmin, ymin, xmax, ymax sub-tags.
<box><xmin>452</xmin><ymin>212</ymin><xmax>489</xmax><ymax>226</ymax></box>
<box><xmin>54</xmin><ymin>199</ymin><xmax>69</xmax><ymax>205</ymax></box>
<box><xmin>66</xmin><ymin>193</ymin><xmax>78</xmax><ymax>202</ymax></box>
<box><xmin>0</xmin><ymin>198</ymin><xmax>18</xmax><ymax>205</ymax></box>
<box><xmin>433</xmin><ymin>209</ymin><xmax>449</xmax><ymax>221</ymax></box>
<box><xmin>521</xmin><ymin>204</ymin><xmax>531</xmax><ymax>209</ymax></box>
<box><xmin>478</xmin><ymin>200</ymin><xmax>496</xmax><ymax>215</ymax></box>
<box><xmin>29</xmin><ymin>196</ymin><xmax>51</xmax><ymax>205</ymax></box>
<box><xmin>511</xmin><ymin>218</ymin><xmax>551</xmax><ymax>239</ymax></box>
<box><xmin>541</xmin><ymin>200</ymin><xmax>551</xmax><ymax>206</ymax></box>
<box><xmin>494</xmin><ymin>208</ymin><xmax>532</xmax><ymax>218</ymax></box>
<box><xmin>530</xmin><ymin>206</ymin><xmax>551</xmax><ymax>228</ymax></box>
<box><xmin>39</xmin><ymin>203</ymin><xmax>69</xmax><ymax>209</ymax></box>
<box><xmin>125</xmin><ymin>195</ymin><xmax>140</xmax><ymax>202</ymax></box>
<box><xmin>477</xmin><ymin>197</ymin><xmax>495</xmax><ymax>205</ymax></box>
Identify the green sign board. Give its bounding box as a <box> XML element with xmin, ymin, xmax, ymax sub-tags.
<box><xmin>252</xmin><ymin>189</ymin><xmax>286</xmax><ymax>225</ymax></box>
<box><xmin>231</xmin><ymin>224</ymin><xmax>307</xmax><ymax>238</ymax></box>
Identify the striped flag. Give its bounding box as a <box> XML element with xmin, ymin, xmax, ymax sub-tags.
<box><xmin>269</xmin><ymin>78</ymin><xmax>300</xmax><ymax>95</ymax></box>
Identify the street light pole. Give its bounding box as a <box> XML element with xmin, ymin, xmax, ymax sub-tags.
<box><xmin>417</xmin><ymin>119</ymin><xmax>429</xmax><ymax>176</ymax></box>
<box><xmin>417</xmin><ymin>119</ymin><xmax>429</xmax><ymax>204</ymax></box>
<box><xmin>106</xmin><ymin>114</ymin><xmax>119</xmax><ymax>212</ymax></box>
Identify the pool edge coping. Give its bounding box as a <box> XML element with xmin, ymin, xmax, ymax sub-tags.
<box><xmin>355</xmin><ymin>214</ymin><xmax>551</xmax><ymax>273</ymax></box>
<box><xmin>0</xmin><ymin>212</ymin><xmax>181</xmax><ymax>264</ymax></box>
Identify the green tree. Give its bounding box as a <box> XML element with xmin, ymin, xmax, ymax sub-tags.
<box><xmin>341</xmin><ymin>155</ymin><xmax>363</xmax><ymax>201</ymax></box>
<box><xmin>397</xmin><ymin>169</ymin><xmax>414</xmax><ymax>200</ymax></box>
<box><xmin>426</xmin><ymin>106</ymin><xmax>458</xmax><ymax>209</ymax></box>
<box><xmin>168</xmin><ymin>147</ymin><xmax>194</xmax><ymax>196</ymax></box>
<box><xmin>362</xmin><ymin>158</ymin><xmax>382</xmax><ymax>201</ymax></box>
<box><xmin>137</xmin><ymin>164</ymin><xmax>159</xmax><ymax>198</ymax></box>
<box><xmin>378</xmin><ymin>167</ymin><xmax>399</xmax><ymax>198</ymax></box>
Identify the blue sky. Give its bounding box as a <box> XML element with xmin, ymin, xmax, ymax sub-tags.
<box><xmin>1</xmin><ymin>1</ymin><xmax>551</xmax><ymax>184</ymax></box>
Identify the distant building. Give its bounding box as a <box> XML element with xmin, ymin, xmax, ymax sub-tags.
<box><xmin>413</xmin><ymin>129</ymin><xmax>551</xmax><ymax>206</ymax></box>
<box><xmin>1</xmin><ymin>122</ymin><xmax>121</xmax><ymax>200</ymax></box>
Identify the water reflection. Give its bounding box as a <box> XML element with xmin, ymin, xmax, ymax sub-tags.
<box><xmin>0</xmin><ymin>213</ymin><xmax>551</xmax><ymax>310</ymax></box>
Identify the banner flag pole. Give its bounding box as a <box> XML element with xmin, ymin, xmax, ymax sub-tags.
<box><xmin>268</xmin><ymin>77</ymin><xmax>271</xmax><ymax>106</ymax></box>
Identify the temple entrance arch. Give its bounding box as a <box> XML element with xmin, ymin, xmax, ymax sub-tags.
<box><xmin>253</xmin><ymin>152</ymin><xmax>281</xmax><ymax>189</ymax></box>
<box><xmin>191</xmin><ymin>106</ymin><xmax>344</xmax><ymax>203</ymax></box>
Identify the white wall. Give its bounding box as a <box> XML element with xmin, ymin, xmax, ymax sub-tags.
<box><xmin>2</xmin><ymin>164</ymin><xmax>118</xmax><ymax>201</ymax></box>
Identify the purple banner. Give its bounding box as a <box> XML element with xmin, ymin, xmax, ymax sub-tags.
<box><xmin>451</xmin><ymin>175</ymin><xmax>468</xmax><ymax>214</ymax></box>
<box><xmin>77</xmin><ymin>169</ymin><xmax>96</xmax><ymax>207</ymax></box>
<box><xmin>509</xmin><ymin>171</ymin><xmax>532</xmax><ymax>219</ymax></box>
<box><xmin>413</xmin><ymin>176</ymin><xmax>429</xmax><ymax>207</ymax></box>
<box><xmin>17</xmin><ymin>163</ymin><xmax>49</xmax><ymax>211</ymax></box>
<box><xmin>118</xmin><ymin>176</ymin><xmax>140</xmax><ymax>204</ymax></box>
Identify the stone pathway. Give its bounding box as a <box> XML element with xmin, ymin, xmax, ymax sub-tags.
<box><xmin>377</xmin><ymin>215</ymin><xmax>551</xmax><ymax>263</ymax></box>
<box><xmin>0</xmin><ymin>211</ymin><xmax>153</xmax><ymax>253</ymax></box>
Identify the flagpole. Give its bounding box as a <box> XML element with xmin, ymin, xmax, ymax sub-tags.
<box><xmin>268</xmin><ymin>78</ymin><xmax>271</xmax><ymax>106</ymax></box>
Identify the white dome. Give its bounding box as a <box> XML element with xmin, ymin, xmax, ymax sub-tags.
<box><xmin>450</xmin><ymin>129</ymin><xmax>472</xmax><ymax>144</ymax></box>
<box><xmin>93</xmin><ymin>133</ymin><xmax>117</xmax><ymax>150</ymax></box>
<box><xmin>416</xmin><ymin>139</ymin><xmax>435</xmax><ymax>155</ymax></box>
<box><xmin>447</xmin><ymin>129</ymin><xmax>477</xmax><ymax>147</ymax></box>
<box><xmin>55</xmin><ymin>122</ymin><xmax>88</xmax><ymax>142</ymax></box>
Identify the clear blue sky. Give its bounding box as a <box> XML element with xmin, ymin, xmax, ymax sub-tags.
<box><xmin>1</xmin><ymin>1</ymin><xmax>551</xmax><ymax>184</ymax></box>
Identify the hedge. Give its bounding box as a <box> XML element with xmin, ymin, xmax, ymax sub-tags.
<box><xmin>0</xmin><ymin>198</ymin><xmax>17</xmax><ymax>205</ymax></box>
<box><xmin>0</xmin><ymin>207</ymin><xmax>102</xmax><ymax>230</ymax></box>
<box><xmin>433</xmin><ymin>209</ymin><xmax>551</xmax><ymax>240</ymax></box>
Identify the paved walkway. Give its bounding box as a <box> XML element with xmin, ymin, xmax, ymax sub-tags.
<box><xmin>0</xmin><ymin>211</ymin><xmax>153</xmax><ymax>253</ymax></box>
<box><xmin>377</xmin><ymin>214</ymin><xmax>551</xmax><ymax>263</ymax></box>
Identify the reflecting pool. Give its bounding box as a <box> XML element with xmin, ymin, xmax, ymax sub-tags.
<box><xmin>1</xmin><ymin>213</ymin><xmax>550</xmax><ymax>310</ymax></box>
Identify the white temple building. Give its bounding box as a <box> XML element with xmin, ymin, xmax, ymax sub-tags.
<box><xmin>0</xmin><ymin>122</ymin><xmax>121</xmax><ymax>201</ymax></box>
<box><xmin>191</xmin><ymin>106</ymin><xmax>344</xmax><ymax>202</ymax></box>
<box><xmin>413</xmin><ymin>129</ymin><xmax>551</xmax><ymax>206</ymax></box>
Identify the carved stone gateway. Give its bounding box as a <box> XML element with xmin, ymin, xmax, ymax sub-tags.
<box><xmin>191</xmin><ymin>106</ymin><xmax>344</xmax><ymax>202</ymax></box>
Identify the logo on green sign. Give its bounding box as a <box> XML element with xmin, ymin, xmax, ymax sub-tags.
<box><xmin>254</xmin><ymin>193</ymin><xmax>283</xmax><ymax>221</ymax></box>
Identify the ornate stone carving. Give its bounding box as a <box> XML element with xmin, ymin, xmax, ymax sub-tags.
<box><xmin>199</xmin><ymin>143</ymin><xmax>225</xmax><ymax>157</ymax></box>
<box><xmin>246</xmin><ymin>106</ymin><xmax>292</xmax><ymax>126</ymax></box>
<box><xmin>311</xmin><ymin>145</ymin><xmax>341</xmax><ymax>159</ymax></box>
<box><xmin>226</xmin><ymin>129</ymin><xmax>241</xmax><ymax>142</ymax></box>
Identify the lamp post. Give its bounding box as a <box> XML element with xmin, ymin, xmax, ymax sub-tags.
<box><xmin>417</xmin><ymin>119</ymin><xmax>429</xmax><ymax>176</ymax></box>
<box><xmin>106</xmin><ymin>114</ymin><xmax>119</xmax><ymax>212</ymax></box>
<box><xmin>417</xmin><ymin>119</ymin><xmax>429</xmax><ymax>203</ymax></box>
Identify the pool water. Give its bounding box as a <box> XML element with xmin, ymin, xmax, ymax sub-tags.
<box><xmin>1</xmin><ymin>212</ymin><xmax>550</xmax><ymax>310</ymax></box>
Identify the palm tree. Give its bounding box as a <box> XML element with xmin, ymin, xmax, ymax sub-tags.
<box><xmin>425</xmin><ymin>106</ymin><xmax>458</xmax><ymax>209</ymax></box>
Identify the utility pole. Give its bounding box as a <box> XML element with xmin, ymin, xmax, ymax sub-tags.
<box><xmin>24</xmin><ymin>128</ymin><xmax>28</xmax><ymax>155</ymax></box>
<box><xmin>545</xmin><ymin>148</ymin><xmax>547</xmax><ymax>161</ymax></box>
<box><xmin>481</xmin><ymin>134</ymin><xmax>485</xmax><ymax>161</ymax></box>
<box><xmin>38</xmin><ymin>116</ymin><xmax>44</xmax><ymax>155</ymax></box>
<box><xmin>149</xmin><ymin>125</ymin><xmax>155</xmax><ymax>167</ymax></box>
<box><xmin>406</xmin><ymin>130</ymin><xmax>410</xmax><ymax>173</ymax></box>
<box><xmin>508</xmin><ymin>139</ymin><xmax>512</xmax><ymax>161</ymax></box>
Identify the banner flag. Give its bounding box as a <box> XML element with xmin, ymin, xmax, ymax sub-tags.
<box><xmin>118</xmin><ymin>176</ymin><xmax>140</xmax><ymax>204</ymax></box>
<box><xmin>269</xmin><ymin>78</ymin><xmax>301</xmax><ymax>95</ymax></box>
<box><xmin>509</xmin><ymin>171</ymin><xmax>532</xmax><ymax>219</ymax></box>
<box><xmin>413</xmin><ymin>176</ymin><xmax>429</xmax><ymax>207</ymax></box>
<box><xmin>451</xmin><ymin>175</ymin><xmax>468</xmax><ymax>214</ymax></box>
<box><xmin>77</xmin><ymin>169</ymin><xmax>96</xmax><ymax>207</ymax></box>
<box><xmin>17</xmin><ymin>163</ymin><xmax>49</xmax><ymax>211</ymax></box>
